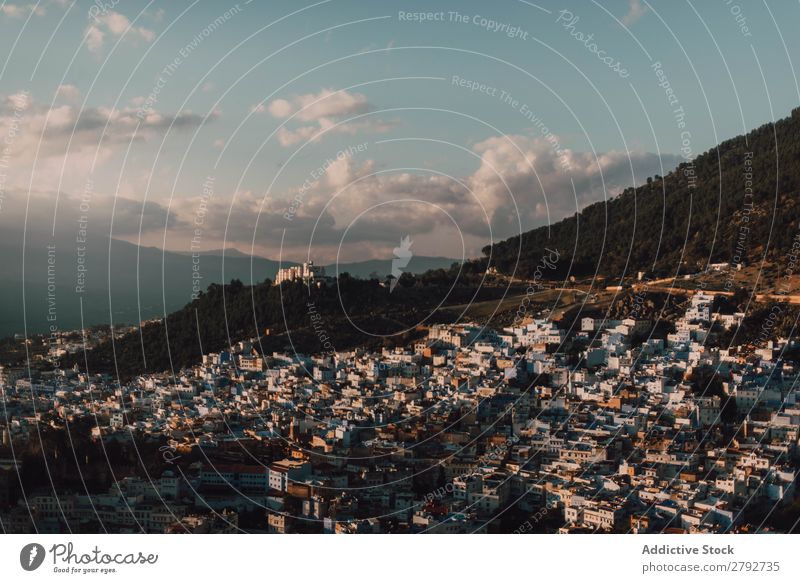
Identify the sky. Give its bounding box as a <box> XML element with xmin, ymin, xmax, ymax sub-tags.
<box><xmin>0</xmin><ymin>0</ymin><xmax>798</xmax><ymax>264</ymax></box>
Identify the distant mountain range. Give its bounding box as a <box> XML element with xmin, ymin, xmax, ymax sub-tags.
<box><xmin>0</xmin><ymin>238</ymin><xmax>458</xmax><ymax>338</ymax></box>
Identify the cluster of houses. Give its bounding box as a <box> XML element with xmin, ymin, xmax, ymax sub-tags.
<box><xmin>0</xmin><ymin>291</ymin><xmax>797</xmax><ymax>533</ymax></box>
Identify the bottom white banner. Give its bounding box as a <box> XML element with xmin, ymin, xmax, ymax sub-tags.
<box><xmin>0</xmin><ymin>534</ymin><xmax>796</xmax><ymax>582</ymax></box>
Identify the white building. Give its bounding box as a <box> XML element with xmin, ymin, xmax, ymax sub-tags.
<box><xmin>274</xmin><ymin>261</ymin><xmax>325</xmax><ymax>285</ymax></box>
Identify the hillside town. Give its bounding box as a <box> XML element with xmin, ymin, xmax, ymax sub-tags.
<box><xmin>0</xmin><ymin>291</ymin><xmax>798</xmax><ymax>534</ymax></box>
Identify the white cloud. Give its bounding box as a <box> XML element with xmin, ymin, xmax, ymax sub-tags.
<box><xmin>325</xmin><ymin>155</ymin><xmax>358</xmax><ymax>188</ymax></box>
<box><xmin>0</xmin><ymin>92</ymin><xmax>216</xmax><ymax>195</ymax></box>
<box><xmin>85</xmin><ymin>24</ymin><xmax>105</xmax><ymax>53</ymax></box>
<box><xmin>56</xmin><ymin>84</ymin><xmax>80</xmax><ymax>100</ymax></box>
<box><xmin>1</xmin><ymin>3</ymin><xmax>46</xmax><ymax>18</ymax></box>
<box><xmin>85</xmin><ymin>10</ymin><xmax>155</xmax><ymax>54</ymax></box>
<box><xmin>276</xmin><ymin>118</ymin><xmax>397</xmax><ymax>147</ymax></box>
<box><xmin>2</xmin><ymin>89</ymin><xmax>678</xmax><ymax>263</ymax></box>
<box><xmin>267</xmin><ymin>88</ymin><xmax>394</xmax><ymax>147</ymax></box>
<box><xmin>269</xmin><ymin>88</ymin><xmax>369</xmax><ymax>122</ymax></box>
<box><xmin>266</xmin><ymin>99</ymin><xmax>291</xmax><ymax>118</ymax></box>
<box><xmin>2</xmin><ymin>1</ymin><xmax>71</xmax><ymax>20</ymax></box>
<box><xmin>622</xmin><ymin>0</ymin><xmax>647</xmax><ymax>26</ymax></box>
<box><xmin>468</xmin><ymin>134</ymin><xmax>677</xmax><ymax>234</ymax></box>
<box><xmin>169</xmin><ymin>132</ymin><xmax>680</xmax><ymax>261</ymax></box>
<box><xmin>276</xmin><ymin>124</ymin><xmax>317</xmax><ymax>147</ymax></box>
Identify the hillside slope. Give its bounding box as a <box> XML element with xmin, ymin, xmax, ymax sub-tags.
<box><xmin>65</xmin><ymin>277</ymin><xmax>512</xmax><ymax>379</ymax></box>
<box><xmin>483</xmin><ymin>108</ymin><xmax>800</xmax><ymax>281</ymax></box>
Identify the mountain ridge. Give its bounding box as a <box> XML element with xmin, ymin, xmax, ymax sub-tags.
<box><xmin>478</xmin><ymin>107</ymin><xmax>800</xmax><ymax>282</ymax></box>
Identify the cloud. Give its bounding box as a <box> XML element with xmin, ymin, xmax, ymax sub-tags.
<box><xmin>17</xmin><ymin>102</ymin><xmax>212</xmax><ymax>151</ymax></box>
<box><xmin>3</xmin><ymin>87</ymin><xmax>677</xmax><ymax>264</ymax></box>
<box><xmin>163</xmin><ymin>132</ymin><xmax>680</xmax><ymax>262</ymax></box>
<box><xmin>0</xmin><ymin>92</ymin><xmax>216</xmax><ymax>195</ymax></box>
<box><xmin>85</xmin><ymin>10</ymin><xmax>155</xmax><ymax>54</ymax></box>
<box><xmin>268</xmin><ymin>89</ymin><xmax>369</xmax><ymax>121</ymax></box>
<box><xmin>85</xmin><ymin>25</ymin><xmax>105</xmax><ymax>53</ymax></box>
<box><xmin>56</xmin><ymin>84</ymin><xmax>80</xmax><ymax>100</ymax></box>
<box><xmin>266</xmin><ymin>99</ymin><xmax>292</xmax><ymax>118</ymax></box>
<box><xmin>468</xmin><ymin>134</ymin><xmax>679</xmax><ymax>235</ymax></box>
<box><xmin>110</xmin><ymin>195</ymin><xmax>187</xmax><ymax>235</ymax></box>
<box><xmin>274</xmin><ymin>124</ymin><xmax>316</xmax><ymax>147</ymax></box>
<box><xmin>0</xmin><ymin>93</ymin><xmax>214</xmax><ymax>143</ymax></box>
<box><xmin>0</xmin><ymin>188</ymin><xmax>186</xmax><ymax>247</ymax></box>
<box><xmin>1</xmin><ymin>3</ymin><xmax>46</xmax><ymax>18</ymax></box>
<box><xmin>324</xmin><ymin>155</ymin><xmax>359</xmax><ymax>188</ymax></box>
<box><xmin>275</xmin><ymin>118</ymin><xmax>397</xmax><ymax>147</ymax></box>
<box><xmin>266</xmin><ymin>88</ymin><xmax>395</xmax><ymax>147</ymax></box>
<box><xmin>622</xmin><ymin>0</ymin><xmax>647</xmax><ymax>26</ymax></box>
